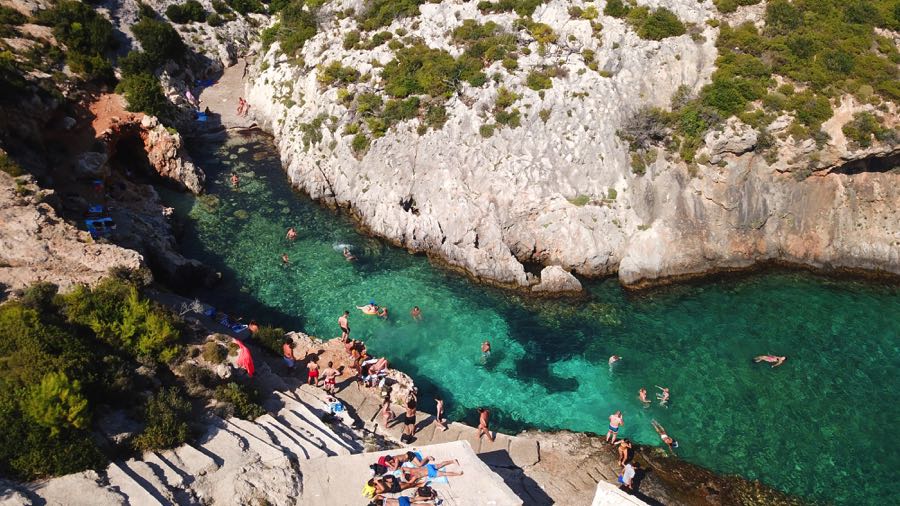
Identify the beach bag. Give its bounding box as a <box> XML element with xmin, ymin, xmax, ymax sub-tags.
<box><xmin>361</xmin><ymin>483</ymin><xmax>376</xmax><ymax>499</ymax></box>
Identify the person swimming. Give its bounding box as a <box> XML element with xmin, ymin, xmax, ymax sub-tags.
<box><xmin>651</xmin><ymin>420</ymin><xmax>678</xmax><ymax>453</ymax></box>
<box><xmin>357</xmin><ymin>302</ymin><xmax>379</xmax><ymax>315</ymax></box>
<box><xmin>286</xmin><ymin>227</ymin><xmax>297</xmax><ymax>241</ymax></box>
<box><xmin>638</xmin><ymin>387</ymin><xmax>650</xmax><ymax>407</ymax></box>
<box><xmin>231</xmin><ymin>172</ymin><xmax>239</xmax><ymax>188</ymax></box>
<box><xmin>343</xmin><ymin>246</ymin><xmax>357</xmax><ymax>261</ymax></box>
<box><xmin>481</xmin><ymin>340</ymin><xmax>491</xmax><ymax>363</ymax></box>
<box><xmin>656</xmin><ymin>386</ymin><xmax>670</xmax><ymax>407</ymax></box>
<box><xmin>754</xmin><ymin>355</ymin><xmax>786</xmax><ymax>368</ymax></box>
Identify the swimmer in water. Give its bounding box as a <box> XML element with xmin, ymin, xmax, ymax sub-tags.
<box><xmin>609</xmin><ymin>355</ymin><xmax>621</xmax><ymax>367</ymax></box>
<box><xmin>343</xmin><ymin>246</ymin><xmax>356</xmax><ymax>261</ymax></box>
<box><xmin>286</xmin><ymin>227</ymin><xmax>297</xmax><ymax>241</ymax></box>
<box><xmin>651</xmin><ymin>420</ymin><xmax>678</xmax><ymax>454</ymax></box>
<box><xmin>656</xmin><ymin>386</ymin><xmax>670</xmax><ymax>407</ymax></box>
<box><xmin>231</xmin><ymin>173</ymin><xmax>239</xmax><ymax>188</ymax></box>
<box><xmin>377</xmin><ymin>306</ymin><xmax>389</xmax><ymax>319</ymax></box>
<box><xmin>281</xmin><ymin>253</ymin><xmax>289</xmax><ymax>266</ymax></box>
<box><xmin>357</xmin><ymin>303</ymin><xmax>378</xmax><ymax>314</ymax></box>
<box><xmin>481</xmin><ymin>340</ymin><xmax>491</xmax><ymax>363</ymax></box>
<box><xmin>410</xmin><ymin>306</ymin><xmax>422</xmax><ymax>321</ymax></box>
<box><xmin>638</xmin><ymin>387</ymin><xmax>650</xmax><ymax>407</ymax></box>
<box><xmin>754</xmin><ymin>355</ymin><xmax>786</xmax><ymax>368</ymax></box>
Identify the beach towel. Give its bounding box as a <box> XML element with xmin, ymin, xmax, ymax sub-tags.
<box><xmin>233</xmin><ymin>338</ymin><xmax>255</xmax><ymax>377</ymax></box>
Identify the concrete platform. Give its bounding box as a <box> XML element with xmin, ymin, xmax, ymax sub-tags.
<box><xmin>591</xmin><ymin>481</ymin><xmax>650</xmax><ymax>506</ymax></box>
<box><xmin>297</xmin><ymin>440</ymin><xmax>523</xmax><ymax>506</ymax></box>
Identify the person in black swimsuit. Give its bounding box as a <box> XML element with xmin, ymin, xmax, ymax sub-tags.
<box><xmin>401</xmin><ymin>397</ymin><xmax>417</xmax><ymax>443</ymax></box>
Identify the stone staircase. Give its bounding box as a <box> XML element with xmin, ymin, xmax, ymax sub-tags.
<box><xmin>2</xmin><ymin>386</ymin><xmax>363</xmax><ymax>506</ymax></box>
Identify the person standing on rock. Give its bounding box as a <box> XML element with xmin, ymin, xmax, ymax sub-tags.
<box><xmin>306</xmin><ymin>358</ymin><xmax>319</xmax><ymax>386</ymax></box>
<box><xmin>435</xmin><ymin>397</ymin><xmax>448</xmax><ymax>431</ymax></box>
<box><xmin>618</xmin><ymin>462</ymin><xmax>636</xmax><ymax>491</ymax></box>
<box><xmin>338</xmin><ymin>310</ymin><xmax>350</xmax><ymax>340</ymax></box>
<box><xmin>282</xmin><ymin>338</ymin><xmax>295</xmax><ymax>372</ymax></box>
<box><xmin>606</xmin><ymin>410</ymin><xmax>624</xmax><ymax>444</ymax></box>
<box><xmin>616</xmin><ymin>439</ymin><xmax>633</xmax><ymax>467</ymax></box>
<box><xmin>401</xmin><ymin>396</ymin><xmax>417</xmax><ymax>443</ymax></box>
<box><xmin>477</xmin><ymin>407</ymin><xmax>495</xmax><ymax>442</ymax></box>
<box><xmin>322</xmin><ymin>361</ymin><xmax>339</xmax><ymax>393</ymax></box>
<box><xmin>380</xmin><ymin>398</ymin><xmax>394</xmax><ymax>426</ymax></box>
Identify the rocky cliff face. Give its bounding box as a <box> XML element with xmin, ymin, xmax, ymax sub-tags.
<box><xmin>0</xmin><ymin>172</ymin><xmax>143</xmax><ymax>293</ymax></box>
<box><xmin>237</xmin><ymin>0</ymin><xmax>899</xmax><ymax>289</ymax></box>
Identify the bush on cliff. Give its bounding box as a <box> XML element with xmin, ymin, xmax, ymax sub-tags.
<box><xmin>358</xmin><ymin>0</ymin><xmax>425</xmax><ymax>31</ymax></box>
<box><xmin>166</xmin><ymin>1</ymin><xmax>207</xmax><ymax>24</ymax></box>
<box><xmin>214</xmin><ymin>381</ymin><xmax>266</xmax><ymax>420</ymax></box>
<box><xmin>0</xmin><ymin>277</ymin><xmax>185</xmax><ymax>479</ymax></box>
<box><xmin>382</xmin><ymin>43</ymin><xmax>483</xmax><ymax>98</ymax></box>
<box><xmin>116</xmin><ymin>73</ymin><xmax>171</xmax><ymax>120</ymax></box>
<box><xmin>255</xmin><ymin>325</ymin><xmax>287</xmax><ymax>356</ymax></box>
<box><xmin>476</xmin><ymin>0</ymin><xmax>545</xmax><ymax>17</ymax></box>
<box><xmin>273</xmin><ymin>1</ymin><xmax>317</xmax><ymax>56</ymax></box>
<box><xmin>36</xmin><ymin>1</ymin><xmax>116</xmax><ymax>81</ymax></box>
<box><xmin>132</xmin><ymin>17</ymin><xmax>186</xmax><ymax>67</ymax></box>
<box><xmin>133</xmin><ymin>388</ymin><xmax>191</xmax><ymax>451</ymax></box>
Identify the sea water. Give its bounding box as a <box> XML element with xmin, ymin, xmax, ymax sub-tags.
<box><xmin>164</xmin><ymin>132</ymin><xmax>900</xmax><ymax>505</ymax></box>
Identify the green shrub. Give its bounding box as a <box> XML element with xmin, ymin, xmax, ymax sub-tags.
<box><xmin>116</xmin><ymin>73</ymin><xmax>171</xmax><ymax>118</ymax></box>
<box><xmin>607</xmin><ymin>188</ymin><xmax>617</xmax><ymax>200</ymax></box>
<box><xmin>786</xmin><ymin>91</ymin><xmax>832</xmax><ymax>128</ymax></box>
<box><xmin>842</xmin><ymin>111</ymin><xmax>894</xmax><ymax>148</ymax></box>
<box><xmin>568</xmin><ymin>194</ymin><xmax>590</xmax><ymax>206</ymax></box>
<box><xmin>166</xmin><ymin>1</ymin><xmax>206</xmax><ymax>24</ymax></box>
<box><xmin>36</xmin><ymin>1</ymin><xmax>116</xmax><ymax>81</ymax></box>
<box><xmin>201</xmin><ymin>341</ymin><xmax>227</xmax><ymax>364</ymax></box>
<box><xmin>539</xmin><ymin>108</ymin><xmax>551</xmax><ymax>123</ymax></box>
<box><xmin>477</xmin><ymin>0</ymin><xmax>545</xmax><ymax>17</ymax></box>
<box><xmin>0</xmin><ymin>6</ymin><xmax>26</xmax><ymax>26</ymax></box>
<box><xmin>526</xmin><ymin>70</ymin><xmax>553</xmax><ymax>91</ymax></box>
<box><xmin>212</xmin><ymin>0</ymin><xmax>232</xmax><ymax>14</ymax></box>
<box><xmin>0</xmin><ymin>151</ymin><xmax>24</xmax><ymax>176</ymax></box>
<box><xmin>25</xmin><ymin>372</ymin><xmax>89</xmax><ymax>436</ymax></box>
<box><xmin>318</xmin><ymin>61</ymin><xmax>360</xmax><ymax>86</ymax></box>
<box><xmin>452</xmin><ymin>20</ymin><xmax>517</xmax><ymax>66</ymax></box>
<box><xmin>131</xmin><ymin>17</ymin><xmax>186</xmax><ymax>67</ymax></box>
<box><xmin>214</xmin><ymin>382</ymin><xmax>266</xmax><ymax>420</ymax></box>
<box><xmin>358</xmin><ymin>0</ymin><xmax>425</xmax><ymax>31</ymax></box>
<box><xmin>627</xmin><ymin>7</ymin><xmax>686</xmax><ymax>41</ymax></box>
<box><xmin>255</xmin><ymin>326</ymin><xmax>287</xmax><ymax>356</ymax></box>
<box><xmin>424</xmin><ymin>103</ymin><xmax>448</xmax><ymax>129</ymax></box>
<box><xmin>382</xmin><ymin>44</ymin><xmax>483</xmax><ymax>98</ymax></box>
<box><xmin>352</xmin><ymin>133</ymin><xmax>370</xmax><ymax>155</ymax></box>
<box><xmin>227</xmin><ymin>0</ymin><xmax>265</xmax><ymax>15</ymax></box>
<box><xmin>383</xmin><ymin>97</ymin><xmax>420</xmax><ymax>124</ymax></box>
<box><xmin>276</xmin><ymin>2</ymin><xmax>317</xmax><ymax>55</ymax></box>
<box><xmin>479</xmin><ymin>123</ymin><xmax>495</xmax><ymax>138</ymax></box>
<box><xmin>206</xmin><ymin>12</ymin><xmax>224</xmax><ymax>26</ymax></box>
<box><xmin>356</xmin><ymin>92</ymin><xmax>384</xmax><ymax>115</ymax></box>
<box><xmin>133</xmin><ymin>388</ymin><xmax>191</xmax><ymax>451</ymax></box>
<box><xmin>343</xmin><ymin>30</ymin><xmax>361</xmax><ymax>50</ymax></box>
<box><xmin>713</xmin><ymin>0</ymin><xmax>761</xmax><ymax>14</ymax></box>
<box><xmin>62</xmin><ymin>278</ymin><xmax>182</xmax><ymax>363</ymax></box>
<box><xmin>604</xmin><ymin>0</ymin><xmax>629</xmax><ymax>18</ymax></box>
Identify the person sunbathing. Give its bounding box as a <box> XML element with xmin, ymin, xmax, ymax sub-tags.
<box><xmin>367</xmin><ymin>475</ymin><xmax>422</xmax><ymax>495</ymax></box>
<box><xmin>401</xmin><ymin>460</ymin><xmax>463</xmax><ymax>481</ymax></box>
<box><xmin>358</xmin><ymin>303</ymin><xmax>379</xmax><ymax>315</ymax></box>
<box><xmin>369</xmin><ymin>496</ymin><xmax>434</xmax><ymax>506</ymax></box>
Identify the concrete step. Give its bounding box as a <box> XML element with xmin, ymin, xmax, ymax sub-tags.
<box><xmin>143</xmin><ymin>452</ymin><xmax>189</xmax><ymax>489</ymax></box>
<box><xmin>168</xmin><ymin>443</ymin><xmax>219</xmax><ymax>477</ymax></box>
<box><xmin>30</xmin><ymin>471</ymin><xmax>126</xmax><ymax>506</ymax></box>
<box><xmin>207</xmin><ymin>418</ymin><xmax>286</xmax><ymax>465</ymax></box>
<box><xmin>105</xmin><ymin>461</ymin><xmax>169</xmax><ymax>506</ymax></box>
<box><xmin>219</xmin><ymin>417</ymin><xmax>288</xmax><ymax>463</ymax></box>
<box><xmin>274</xmin><ymin>391</ymin><xmax>354</xmax><ymax>455</ymax></box>
<box><xmin>256</xmin><ymin>414</ymin><xmax>329</xmax><ymax>460</ymax></box>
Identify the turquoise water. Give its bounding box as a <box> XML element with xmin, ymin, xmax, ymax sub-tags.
<box><xmin>167</xmin><ymin>132</ymin><xmax>900</xmax><ymax>505</ymax></box>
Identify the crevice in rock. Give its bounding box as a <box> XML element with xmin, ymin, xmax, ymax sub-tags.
<box><xmin>828</xmin><ymin>152</ymin><xmax>900</xmax><ymax>175</ymax></box>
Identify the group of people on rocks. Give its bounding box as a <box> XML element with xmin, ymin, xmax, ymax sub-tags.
<box><xmin>363</xmin><ymin>447</ymin><xmax>464</xmax><ymax>505</ymax></box>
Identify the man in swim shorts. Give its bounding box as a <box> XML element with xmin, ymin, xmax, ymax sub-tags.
<box><xmin>321</xmin><ymin>361</ymin><xmax>339</xmax><ymax>393</ymax></box>
<box><xmin>306</xmin><ymin>358</ymin><xmax>319</xmax><ymax>386</ymax></box>
<box><xmin>606</xmin><ymin>410</ymin><xmax>624</xmax><ymax>444</ymax></box>
<box><xmin>338</xmin><ymin>311</ymin><xmax>350</xmax><ymax>340</ymax></box>
<box><xmin>282</xmin><ymin>338</ymin><xmax>295</xmax><ymax>371</ymax></box>
<box><xmin>401</xmin><ymin>459</ymin><xmax>463</xmax><ymax>480</ymax></box>
<box><xmin>401</xmin><ymin>397</ymin><xmax>417</xmax><ymax>443</ymax></box>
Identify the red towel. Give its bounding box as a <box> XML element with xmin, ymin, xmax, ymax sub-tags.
<box><xmin>233</xmin><ymin>338</ymin><xmax>255</xmax><ymax>377</ymax></box>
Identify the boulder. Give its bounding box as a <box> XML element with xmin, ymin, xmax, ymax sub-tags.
<box><xmin>74</xmin><ymin>152</ymin><xmax>109</xmax><ymax>179</ymax></box>
<box><xmin>705</xmin><ymin>120</ymin><xmax>758</xmax><ymax>163</ymax></box>
<box><xmin>531</xmin><ymin>266</ymin><xmax>582</xmax><ymax>293</ymax></box>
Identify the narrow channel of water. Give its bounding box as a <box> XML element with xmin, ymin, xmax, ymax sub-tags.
<box><xmin>163</xmin><ymin>132</ymin><xmax>899</xmax><ymax>505</ymax></box>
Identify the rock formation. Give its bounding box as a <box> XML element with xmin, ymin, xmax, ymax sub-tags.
<box><xmin>0</xmin><ymin>172</ymin><xmax>143</xmax><ymax>293</ymax></box>
<box><xmin>242</xmin><ymin>0</ymin><xmax>899</xmax><ymax>291</ymax></box>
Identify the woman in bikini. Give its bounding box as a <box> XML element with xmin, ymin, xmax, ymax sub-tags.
<box><xmin>651</xmin><ymin>420</ymin><xmax>678</xmax><ymax>454</ymax></box>
<box><xmin>754</xmin><ymin>355</ymin><xmax>786</xmax><ymax>368</ymax></box>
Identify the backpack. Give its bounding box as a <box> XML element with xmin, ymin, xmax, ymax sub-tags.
<box><xmin>370</xmin><ymin>463</ymin><xmax>387</xmax><ymax>475</ymax></box>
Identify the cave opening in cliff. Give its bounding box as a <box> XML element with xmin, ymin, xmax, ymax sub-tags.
<box><xmin>830</xmin><ymin>152</ymin><xmax>900</xmax><ymax>175</ymax></box>
<box><xmin>109</xmin><ymin>134</ymin><xmax>155</xmax><ymax>183</ymax></box>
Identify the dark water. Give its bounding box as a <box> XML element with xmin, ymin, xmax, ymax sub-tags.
<box><xmin>164</xmin><ymin>132</ymin><xmax>900</xmax><ymax>505</ymax></box>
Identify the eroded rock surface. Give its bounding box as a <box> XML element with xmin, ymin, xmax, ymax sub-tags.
<box><xmin>241</xmin><ymin>0</ymin><xmax>899</xmax><ymax>290</ymax></box>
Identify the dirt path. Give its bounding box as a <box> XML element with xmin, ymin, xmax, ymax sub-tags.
<box><xmin>198</xmin><ymin>59</ymin><xmax>257</xmax><ymax>130</ymax></box>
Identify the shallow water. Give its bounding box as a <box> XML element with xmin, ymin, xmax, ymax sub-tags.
<box><xmin>166</xmin><ymin>132</ymin><xmax>900</xmax><ymax>505</ymax></box>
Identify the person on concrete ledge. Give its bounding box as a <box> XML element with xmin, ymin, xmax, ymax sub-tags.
<box><xmin>477</xmin><ymin>407</ymin><xmax>495</xmax><ymax>442</ymax></box>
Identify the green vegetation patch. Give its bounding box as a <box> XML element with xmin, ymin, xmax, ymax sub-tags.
<box><xmin>842</xmin><ymin>111</ymin><xmax>897</xmax><ymax>149</ymax></box>
<box><xmin>493</xmin><ymin>86</ymin><xmax>521</xmax><ymax>128</ymax></box>
<box><xmin>166</xmin><ymin>1</ymin><xmax>207</xmax><ymax>24</ymax></box>
<box><xmin>35</xmin><ymin>1</ymin><xmax>116</xmax><ymax>81</ymax></box>
<box><xmin>713</xmin><ymin>0</ymin><xmax>761</xmax><ymax>14</ymax></box>
<box><xmin>116</xmin><ymin>73</ymin><xmax>170</xmax><ymax>118</ymax></box>
<box><xmin>0</xmin><ymin>277</ymin><xmax>187</xmax><ymax>480</ymax></box>
<box><xmin>382</xmin><ymin>43</ymin><xmax>484</xmax><ymax>98</ymax></box>
<box><xmin>358</xmin><ymin>0</ymin><xmax>425</xmax><ymax>31</ymax></box>
<box><xmin>452</xmin><ymin>20</ymin><xmax>518</xmax><ymax>67</ymax></box>
<box><xmin>214</xmin><ymin>382</ymin><xmax>266</xmax><ymax>420</ymax></box>
<box><xmin>317</xmin><ymin>61</ymin><xmax>361</xmax><ymax>87</ymax></box>
<box><xmin>273</xmin><ymin>2</ymin><xmax>318</xmax><ymax>56</ymax></box>
<box><xmin>477</xmin><ymin>0</ymin><xmax>546</xmax><ymax>17</ymax></box>
<box><xmin>133</xmin><ymin>388</ymin><xmax>191</xmax><ymax>451</ymax></box>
